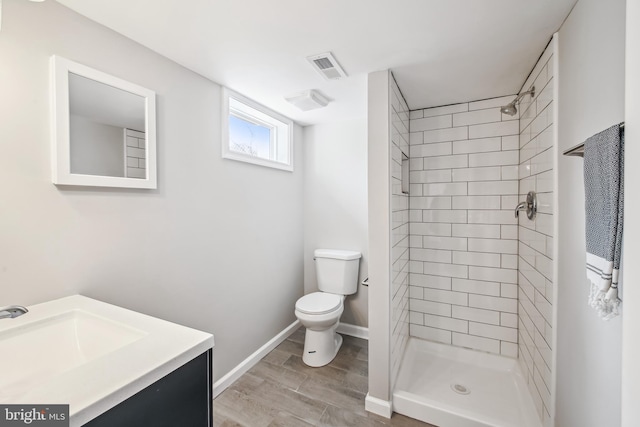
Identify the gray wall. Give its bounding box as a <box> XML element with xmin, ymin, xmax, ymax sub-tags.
<box><xmin>556</xmin><ymin>0</ymin><xmax>625</xmax><ymax>425</ymax></box>
<box><xmin>0</xmin><ymin>0</ymin><xmax>303</xmax><ymax>381</ymax></box>
<box><xmin>302</xmin><ymin>119</ymin><xmax>369</xmax><ymax>327</ymax></box>
<box><xmin>70</xmin><ymin>115</ymin><xmax>125</xmax><ymax>177</ymax></box>
<box><xmin>622</xmin><ymin>1</ymin><xmax>640</xmax><ymax>425</ymax></box>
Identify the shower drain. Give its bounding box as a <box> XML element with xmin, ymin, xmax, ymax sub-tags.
<box><xmin>451</xmin><ymin>383</ymin><xmax>471</xmax><ymax>395</ymax></box>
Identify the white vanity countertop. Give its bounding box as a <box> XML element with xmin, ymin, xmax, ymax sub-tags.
<box><xmin>0</xmin><ymin>295</ymin><xmax>214</xmax><ymax>427</ymax></box>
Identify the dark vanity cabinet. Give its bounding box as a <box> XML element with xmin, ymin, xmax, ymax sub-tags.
<box><xmin>84</xmin><ymin>350</ymin><xmax>212</xmax><ymax>427</ymax></box>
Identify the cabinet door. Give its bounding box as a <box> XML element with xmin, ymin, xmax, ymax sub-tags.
<box><xmin>84</xmin><ymin>350</ymin><xmax>212</xmax><ymax>427</ymax></box>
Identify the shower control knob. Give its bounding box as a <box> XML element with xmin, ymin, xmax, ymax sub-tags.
<box><xmin>514</xmin><ymin>191</ymin><xmax>537</xmax><ymax>220</ymax></box>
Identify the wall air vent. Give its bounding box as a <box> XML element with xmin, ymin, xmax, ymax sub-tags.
<box><xmin>306</xmin><ymin>52</ymin><xmax>347</xmax><ymax>80</ymax></box>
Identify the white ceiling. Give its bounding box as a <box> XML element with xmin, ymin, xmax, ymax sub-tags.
<box><xmin>55</xmin><ymin>0</ymin><xmax>576</xmax><ymax>126</ymax></box>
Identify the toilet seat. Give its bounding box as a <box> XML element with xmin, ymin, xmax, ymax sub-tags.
<box><xmin>295</xmin><ymin>292</ymin><xmax>342</xmax><ymax>315</ymax></box>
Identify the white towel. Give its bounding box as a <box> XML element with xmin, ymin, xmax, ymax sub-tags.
<box><xmin>583</xmin><ymin>123</ymin><xmax>624</xmax><ymax>320</ymax></box>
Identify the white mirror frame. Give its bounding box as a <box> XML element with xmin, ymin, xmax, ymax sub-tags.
<box><xmin>51</xmin><ymin>55</ymin><xmax>157</xmax><ymax>189</ymax></box>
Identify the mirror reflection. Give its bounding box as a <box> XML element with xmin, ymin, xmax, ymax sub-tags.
<box><xmin>51</xmin><ymin>55</ymin><xmax>157</xmax><ymax>189</ymax></box>
<box><xmin>69</xmin><ymin>73</ymin><xmax>146</xmax><ymax>179</ymax></box>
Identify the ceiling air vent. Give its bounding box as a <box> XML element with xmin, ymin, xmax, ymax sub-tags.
<box><xmin>307</xmin><ymin>52</ymin><xmax>347</xmax><ymax>80</ymax></box>
<box><xmin>285</xmin><ymin>89</ymin><xmax>331</xmax><ymax>111</ymax></box>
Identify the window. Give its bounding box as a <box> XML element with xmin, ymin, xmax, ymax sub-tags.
<box><xmin>222</xmin><ymin>88</ymin><xmax>293</xmax><ymax>171</ymax></box>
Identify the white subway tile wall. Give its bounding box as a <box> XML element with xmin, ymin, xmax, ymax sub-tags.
<box><xmin>125</xmin><ymin>129</ymin><xmax>146</xmax><ymax>179</ymax></box>
<box><xmin>517</xmin><ymin>42</ymin><xmax>555</xmax><ymax>424</ymax></box>
<box><xmin>390</xmin><ymin>75</ymin><xmax>410</xmax><ymax>387</ymax></box>
<box><xmin>408</xmin><ymin>94</ymin><xmax>520</xmax><ymax>358</ymax></box>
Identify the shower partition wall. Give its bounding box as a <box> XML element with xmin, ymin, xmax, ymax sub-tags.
<box><xmin>516</xmin><ymin>39</ymin><xmax>557</xmax><ymax>425</ymax></box>
<box><xmin>389</xmin><ymin>75</ymin><xmax>411</xmax><ymax>387</ymax></box>
<box><xmin>366</xmin><ymin>70</ymin><xmax>410</xmax><ymax>417</ymax></box>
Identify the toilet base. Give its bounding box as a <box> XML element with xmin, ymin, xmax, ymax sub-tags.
<box><xmin>302</xmin><ymin>325</ymin><xmax>343</xmax><ymax>367</ymax></box>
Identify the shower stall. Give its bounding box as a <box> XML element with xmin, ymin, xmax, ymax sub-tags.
<box><xmin>367</xmin><ymin>36</ymin><xmax>558</xmax><ymax>427</ymax></box>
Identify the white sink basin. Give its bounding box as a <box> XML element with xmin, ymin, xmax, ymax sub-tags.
<box><xmin>0</xmin><ymin>295</ymin><xmax>214</xmax><ymax>427</ymax></box>
<box><xmin>0</xmin><ymin>310</ymin><xmax>146</xmax><ymax>399</ymax></box>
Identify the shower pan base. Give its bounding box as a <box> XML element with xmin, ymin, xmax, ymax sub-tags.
<box><xmin>393</xmin><ymin>338</ymin><xmax>542</xmax><ymax>427</ymax></box>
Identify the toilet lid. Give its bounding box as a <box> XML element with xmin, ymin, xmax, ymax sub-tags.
<box><xmin>295</xmin><ymin>292</ymin><xmax>342</xmax><ymax>315</ymax></box>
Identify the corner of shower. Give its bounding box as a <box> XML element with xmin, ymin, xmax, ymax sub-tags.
<box><xmin>378</xmin><ymin>38</ymin><xmax>558</xmax><ymax>427</ymax></box>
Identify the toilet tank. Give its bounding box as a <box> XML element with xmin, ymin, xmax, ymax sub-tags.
<box><xmin>314</xmin><ymin>249</ymin><xmax>362</xmax><ymax>295</ymax></box>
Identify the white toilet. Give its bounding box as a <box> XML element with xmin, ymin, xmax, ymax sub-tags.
<box><xmin>295</xmin><ymin>249</ymin><xmax>361</xmax><ymax>367</ymax></box>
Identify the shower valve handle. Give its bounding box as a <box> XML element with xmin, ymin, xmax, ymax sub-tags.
<box><xmin>514</xmin><ymin>191</ymin><xmax>537</xmax><ymax>220</ymax></box>
<box><xmin>514</xmin><ymin>202</ymin><xmax>527</xmax><ymax>217</ymax></box>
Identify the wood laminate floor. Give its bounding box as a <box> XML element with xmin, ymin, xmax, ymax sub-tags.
<box><xmin>213</xmin><ymin>328</ymin><xmax>435</xmax><ymax>427</ymax></box>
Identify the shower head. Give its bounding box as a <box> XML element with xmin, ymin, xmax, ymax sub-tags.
<box><xmin>499</xmin><ymin>86</ymin><xmax>535</xmax><ymax>117</ymax></box>
<box><xmin>500</xmin><ymin>102</ymin><xmax>518</xmax><ymax>116</ymax></box>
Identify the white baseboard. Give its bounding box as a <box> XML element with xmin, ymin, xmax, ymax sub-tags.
<box><xmin>212</xmin><ymin>320</ymin><xmax>300</xmax><ymax>398</ymax></box>
<box><xmin>337</xmin><ymin>322</ymin><xmax>369</xmax><ymax>340</ymax></box>
<box><xmin>365</xmin><ymin>393</ymin><xmax>393</xmax><ymax>418</ymax></box>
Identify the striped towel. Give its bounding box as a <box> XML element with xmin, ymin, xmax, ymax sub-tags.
<box><xmin>584</xmin><ymin>123</ymin><xmax>624</xmax><ymax>320</ymax></box>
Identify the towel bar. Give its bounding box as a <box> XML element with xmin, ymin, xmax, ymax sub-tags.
<box><xmin>563</xmin><ymin>143</ymin><xmax>585</xmax><ymax>157</ymax></box>
<box><xmin>563</xmin><ymin>122</ymin><xmax>624</xmax><ymax>157</ymax></box>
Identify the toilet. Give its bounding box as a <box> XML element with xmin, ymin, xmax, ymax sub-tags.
<box><xmin>295</xmin><ymin>249</ymin><xmax>361</xmax><ymax>367</ymax></box>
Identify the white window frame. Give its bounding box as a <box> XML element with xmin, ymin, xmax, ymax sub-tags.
<box><xmin>222</xmin><ymin>88</ymin><xmax>294</xmax><ymax>172</ymax></box>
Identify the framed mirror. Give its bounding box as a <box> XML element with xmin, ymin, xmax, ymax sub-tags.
<box><xmin>51</xmin><ymin>56</ymin><xmax>157</xmax><ymax>189</ymax></box>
